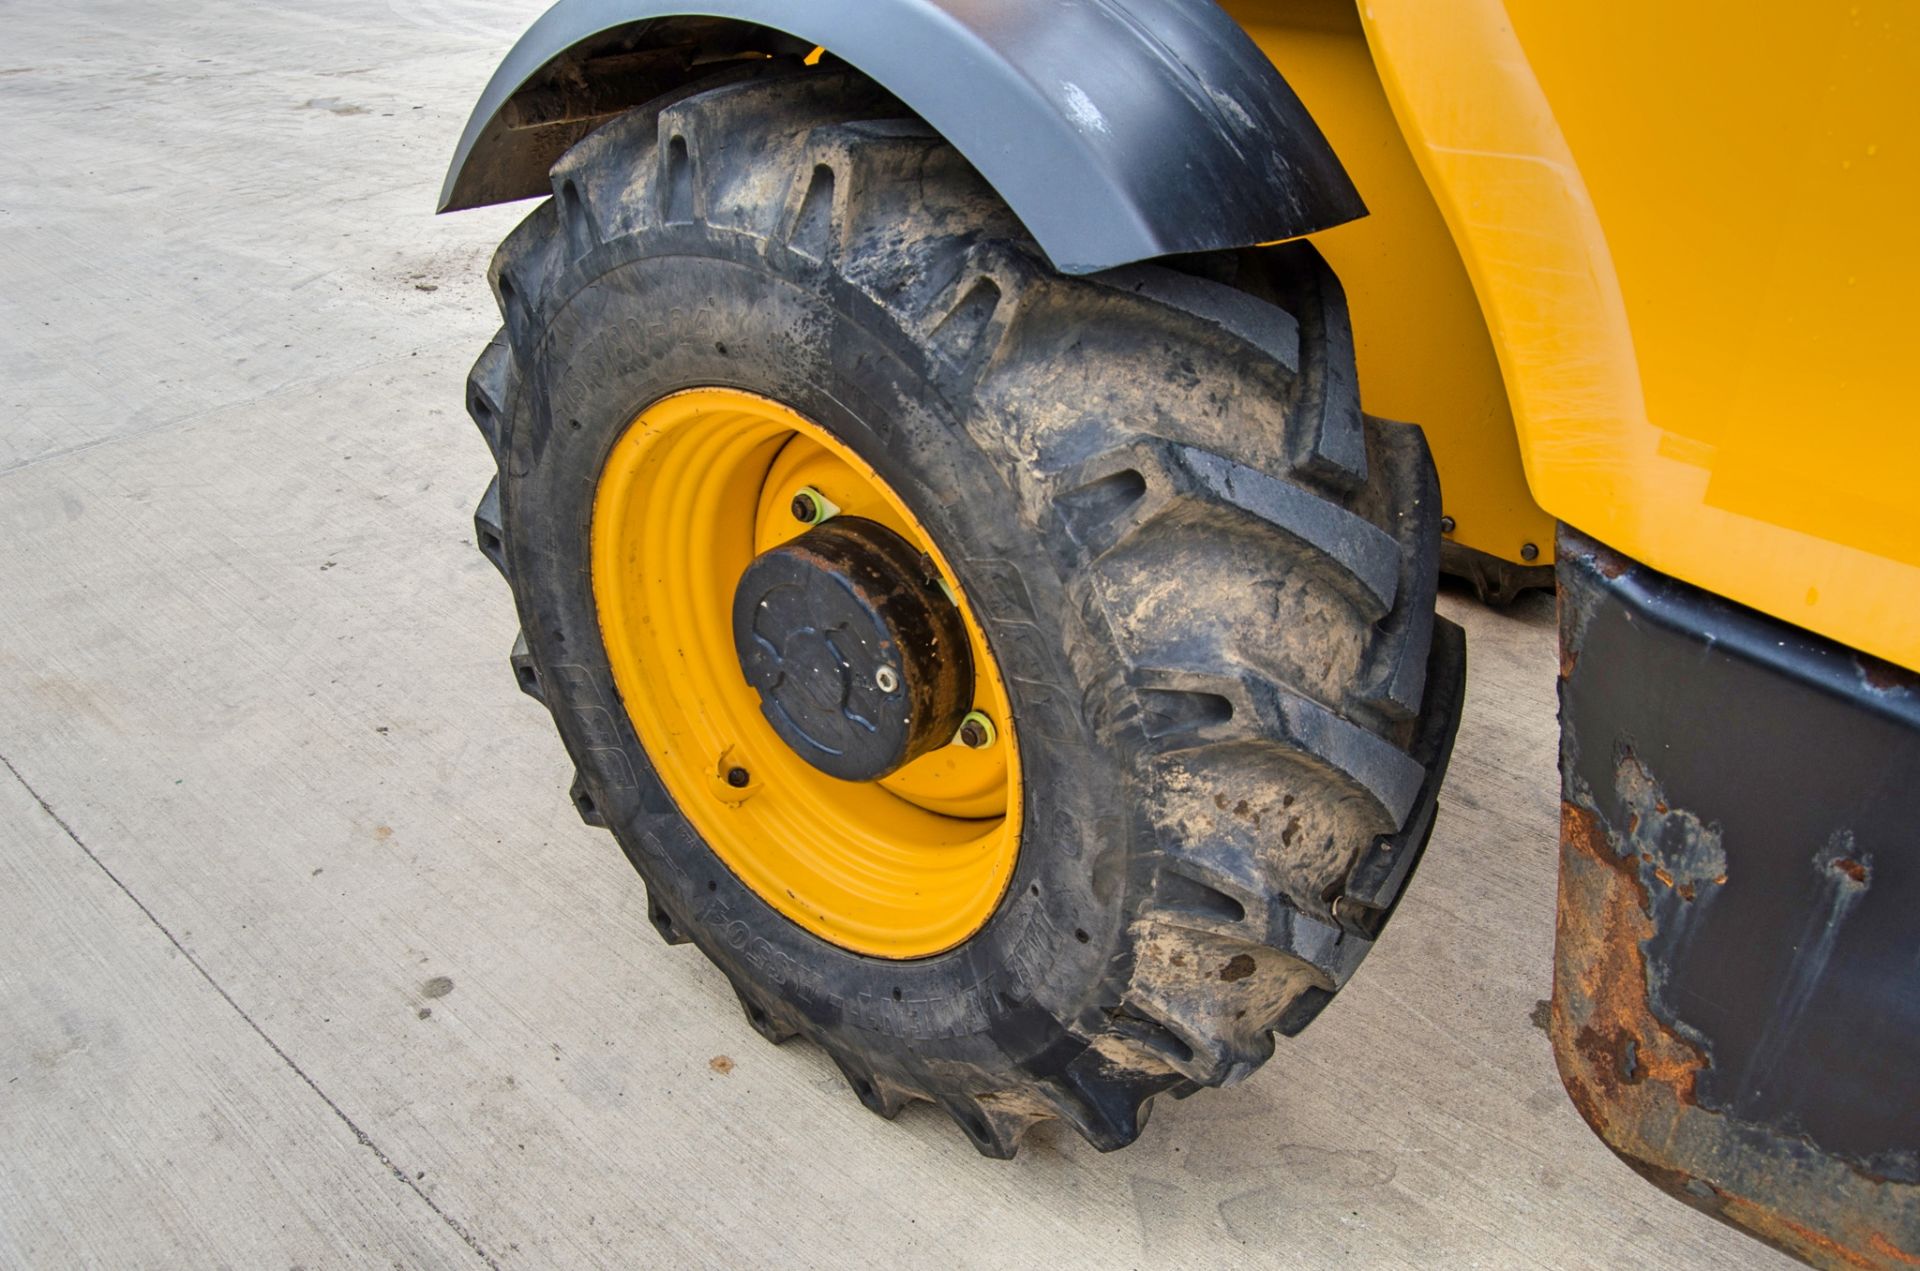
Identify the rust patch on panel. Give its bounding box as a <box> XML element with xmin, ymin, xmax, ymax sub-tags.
<box><xmin>1551</xmin><ymin>802</ymin><xmax>1706</xmax><ymax>1130</ymax></box>
<box><xmin>1553</xmin><ymin>796</ymin><xmax>1920</xmax><ymax>1270</ymax></box>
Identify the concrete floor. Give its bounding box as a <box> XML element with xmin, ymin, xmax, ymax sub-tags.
<box><xmin>0</xmin><ymin>3</ymin><xmax>1796</xmax><ymax>1267</ymax></box>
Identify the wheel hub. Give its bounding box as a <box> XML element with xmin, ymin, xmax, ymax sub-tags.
<box><xmin>733</xmin><ymin>517</ymin><xmax>973</xmax><ymax>782</ymax></box>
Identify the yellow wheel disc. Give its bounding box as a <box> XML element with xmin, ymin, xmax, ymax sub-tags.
<box><xmin>590</xmin><ymin>388</ymin><xmax>1021</xmax><ymax>958</ymax></box>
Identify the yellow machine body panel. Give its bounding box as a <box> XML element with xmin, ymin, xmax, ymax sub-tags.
<box><xmin>1223</xmin><ymin>1</ymin><xmax>1555</xmax><ymax>569</ymax></box>
<box><xmin>1230</xmin><ymin>0</ymin><xmax>1919</xmax><ymax>668</ymax></box>
<box><xmin>1343</xmin><ymin>0</ymin><xmax>1920</xmax><ymax>670</ymax></box>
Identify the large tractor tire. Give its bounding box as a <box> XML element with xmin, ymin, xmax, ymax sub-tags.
<box><xmin>469</xmin><ymin>62</ymin><xmax>1463</xmax><ymax>1156</ymax></box>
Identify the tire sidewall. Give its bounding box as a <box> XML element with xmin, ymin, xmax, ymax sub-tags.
<box><xmin>500</xmin><ymin>226</ymin><xmax>1142</xmax><ymax>1086</ymax></box>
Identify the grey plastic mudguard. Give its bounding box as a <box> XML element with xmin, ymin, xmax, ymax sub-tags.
<box><xmin>437</xmin><ymin>0</ymin><xmax>1365</xmax><ymax>274</ymax></box>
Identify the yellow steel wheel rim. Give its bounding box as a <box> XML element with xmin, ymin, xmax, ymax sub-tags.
<box><xmin>590</xmin><ymin>388</ymin><xmax>1020</xmax><ymax>958</ymax></box>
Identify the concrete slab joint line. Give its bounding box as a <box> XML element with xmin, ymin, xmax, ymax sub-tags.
<box><xmin>0</xmin><ymin>752</ymin><xmax>503</xmax><ymax>1271</ymax></box>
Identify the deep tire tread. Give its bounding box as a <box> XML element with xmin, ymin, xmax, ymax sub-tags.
<box><xmin>466</xmin><ymin>332</ymin><xmax>512</xmax><ymax>459</ymax></box>
<box><xmin>473</xmin><ymin>476</ymin><xmax>507</xmax><ymax>579</ymax></box>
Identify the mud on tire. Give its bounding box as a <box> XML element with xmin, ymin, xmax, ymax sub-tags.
<box><xmin>468</xmin><ymin>61</ymin><xmax>1463</xmax><ymax>1156</ymax></box>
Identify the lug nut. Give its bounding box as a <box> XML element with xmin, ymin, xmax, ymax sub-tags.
<box><xmin>955</xmin><ymin>710</ymin><xmax>996</xmax><ymax>750</ymax></box>
<box><xmin>789</xmin><ymin>486</ymin><xmax>839</xmax><ymax>526</ymax></box>
<box><xmin>725</xmin><ymin>766</ymin><xmax>751</xmax><ymax>788</ymax></box>
<box><xmin>1439</xmin><ymin>515</ymin><xmax>1456</xmax><ymax>534</ymax></box>
<box><xmin>874</xmin><ymin>665</ymin><xmax>900</xmax><ymax>693</ymax></box>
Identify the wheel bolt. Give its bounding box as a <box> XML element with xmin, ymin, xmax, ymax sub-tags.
<box><xmin>956</xmin><ymin>710</ymin><xmax>996</xmax><ymax>750</ymax></box>
<box><xmin>725</xmin><ymin>766</ymin><xmax>751</xmax><ymax>788</ymax></box>
<box><xmin>789</xmin><ymin>486</ymin><xmax>838</xmax><ymax>525</ymax></box>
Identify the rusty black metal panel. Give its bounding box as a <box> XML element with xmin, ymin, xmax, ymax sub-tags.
<box><xmin>1553</xmin><ymin>527</ymin><xmax>1920</xmax><ymax>1268</ymax></box>
<box><xmin>437</xmin><ymin>0</ymin><xmax>1365</xmax><ymax>274</ymax></box>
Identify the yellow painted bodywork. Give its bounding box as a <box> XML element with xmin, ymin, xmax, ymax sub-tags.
<box><xmin>591</xmin><ymin>388</ymin><xmax>1020</xmax><ymax>958</ymax></box>
<box><xmin>1231</xmin><ymin>1</ymin><xmax>1920</xmax><ymax>670</ymax></box>
<box><xmin>1224</xmin><ymin>1</ymin><xmax>1556</xmax><ymax>568</ymax></box>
